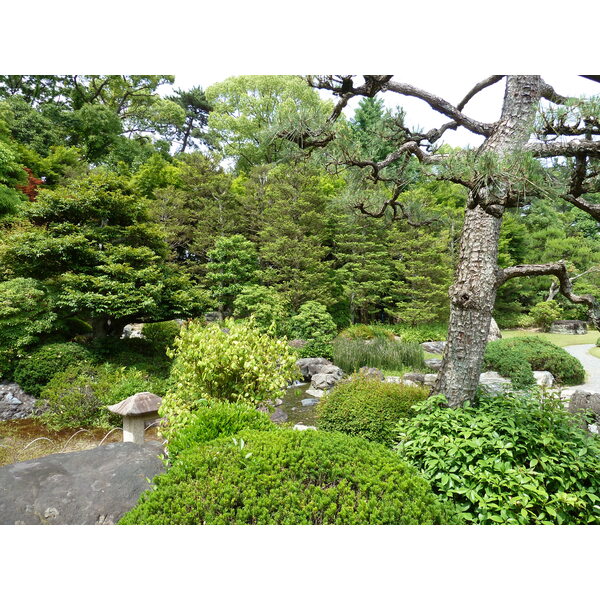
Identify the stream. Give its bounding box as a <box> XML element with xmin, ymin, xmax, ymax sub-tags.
<box><xmin>277</xmin><ymin>382</ymin><xmax>320</xmax><ymax>427</ymax></box>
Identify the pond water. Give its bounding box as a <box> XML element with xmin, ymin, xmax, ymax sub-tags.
<box><xmin>278</xmin><ymin>382</ymin><xmax>320</xmax><ymax>427</ymax></box>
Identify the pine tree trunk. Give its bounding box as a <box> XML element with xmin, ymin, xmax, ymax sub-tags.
<box><xmin>433</xmin><ymin>76</ymin><xmax>541</xmax><ymax>407</ymax></box>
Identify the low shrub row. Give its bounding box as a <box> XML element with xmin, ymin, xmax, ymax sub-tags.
<box><xmin>484</xmin><ymin>337</ymin><xmax>585</xmax><ymax>387</ymax></box>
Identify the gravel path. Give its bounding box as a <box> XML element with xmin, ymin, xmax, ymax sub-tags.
<box><xmin>564</xmin><ymin>344</ymin><xmax>600</xmax><ymax>393</ymax></box>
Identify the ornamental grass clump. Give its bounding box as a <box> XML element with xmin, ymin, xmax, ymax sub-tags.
<box><xmin>395</xmin><ymin>392</ymin><xmax>600</xmax><ymax>525</ymax></box>
<box><xmin>119</xmin><ymin>428</ymin><xmax>451</xmax><ymax>525</ymax></box>
<box><xmin>159</xmin><ymin>318</ymin><xmax>300</xmax><ymax>438</ymax></box>
<box><xmin>317</xmin><ymin>376</ymin><xmax>428</xmax><ymax>447</ymax></box>
<box><xmin>333</xmin><ymin>337</ymin><xmax>425</xmax><ymax>373</ymax></box>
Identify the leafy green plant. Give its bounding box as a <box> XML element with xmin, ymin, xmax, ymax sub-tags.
<box><xmin>529</xmin><ymin>300</ymin><xmax>562</xmax><ymax>331</ymax></box>
<box><xmin>120</xmin><ymin>428</ymin><xmax>451</xmax><ymax>525</ymax></box>
<box><xmin>333</xmin><ymin>337</ymin><xmax>425</xmax><ymax>374</ymax></box>
<box><xmin>395</xmin><ymin>392</ymin><xmax>600</xmax><ymax>524</ymax></box>
<box><xmin>338</xmin><ymin>324</ymin><xmax>395</xmax><ymax>341</ymax></box>
<box><xmin>317</xmin><ymin>376</ymin><xmax>428</xmax><ymax>446</ymax></box>
<box><xmin>38</xmin><ymin>362</ymin><xmax>167</xmax><ymax>430</ymax></box>
<box><xmin>142</xmin><ymin>320</ymin><xmax>181</xmax><ymax>355</ymax></box>
<box><xmin>484</xmin><ymin>337</ymin><xmax>585</xmax><ymax>386</ymax></box>
<box><xmin>391</xmin><ymin>322</ymin><xmax>448</xmax><ymax>344</ymax></box>
<box><xmin>166</xmin><ymin>403</ymin><xmax>275</xmax><ymax>461</ymax></box>
<box><xmin>159</xmin><ymin>318</ymin><xmax>300</xmax><ymax>438</ymax></box>
<box><xmin>232</xmin><ymin>284</ymin><xmax>290</xmax><ymax>337</ymax></box>
<box><xmin>289</xmin><ymin>301</ymin><xmax>337</xmax><ymax>343</ymax></box>
<box><xmin>13</xmin><ymin>342</ymin><xmax>94</xmax><ymax>396</ymax></box>
<box><xmin>295</xmin><ymin>339</ymin><xmax>333</xmax><ymax>360</ymax></box>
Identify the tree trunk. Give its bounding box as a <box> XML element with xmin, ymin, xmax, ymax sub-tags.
<box><xmin>433</xmin><ymin>76</ymin><xmax>541</xmax><ymax>407</ymax></box>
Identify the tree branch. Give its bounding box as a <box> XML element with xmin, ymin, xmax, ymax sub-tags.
<box><xmin>525</xmin><ymin>139</ymin><xmax>600</xmax><ymax>158</ymax></box>
<box><xmin>497</xmin><ymin>260</ymin><xmax>600</xmax><ymax>328</ymax></box>
<box><xmin>384</xmin><ymin>80</ymin><xmax>495</xmax><ymax>136</ymax></box>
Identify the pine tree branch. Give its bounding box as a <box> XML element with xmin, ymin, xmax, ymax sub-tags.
<box><xmin>525</xmin><ymin>139</ymin><xmax>600</xmax><ymax>158</ymax></box>
<box><xmin>497</xmin><ymin>260</ymin><xmax>600</xmax><ymax>327</ymax></box>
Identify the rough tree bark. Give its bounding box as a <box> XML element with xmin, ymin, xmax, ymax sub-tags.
<box><xmin>432</xmin><ymin>76</ymin><xmax>542</xmax><ymax>406</ymax></box>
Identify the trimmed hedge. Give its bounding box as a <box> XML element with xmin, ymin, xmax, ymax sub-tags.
<box><xmin>13</xmin><ymin>342</ymin><xmax>94</xmax><ymax>396</ymax></box>
<box><xmin>484</xmin><ymin>336</ymin><xmax>585</xmax><ymax>387</ymax></box>
<box><xmin>120</xmin><ymin>428</ymin><xmax>451</xmax><ymax>525</ymax></box>
<box><xmin>317</xmin><ymin>376</ymin><xmax>428</xmax><ymax>446</ymax></box>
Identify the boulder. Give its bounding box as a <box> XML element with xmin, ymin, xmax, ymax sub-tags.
<box><xmin>204</xmin><ymin>311</ymin><xmax>223</xmax><ymax>322</ymax></box>
<box><xmin>311</xmin><ymin>365</ymin><xmax>344</xmax><ymax>390</ymax></box>
<box><xmin>0</xmin><ymin>442</ymin><xmax>165</xmax><ymax>525</ymax></box>
<box><xmin>478</xmin><ymin>371</ymin><xmax>512</xmax><ymax>395</ymax></box>
<box><xmin>296</xmin><ymin>358</ymin><xmax>334</xmax><ymax>381</ymax></box>
<box><xmin>384</xmin><ymin>376</ymin><xmax>403</xmax><ymax>384</ymax></box>
<box><xmin>424</xmin><ymin>358</ymin><xmax>442</xmax><ymax>371</ymax></box>
<box><xmin>421</xmin><ymin>341</ymin><xmax>446</xmax><ymax>354</ymax></box>
<box><xmin>357</xmin><ymin>367</ymin><xmax>385</xmax><ymax>380</ymax></box>
<box><xmin>301</xmin><ymin>398</ymin><xmax>318</xmax><ymax>407</ymax></box>
<box><xmin>403</xmin><ymin>372</ymin><xmax>426</xmax><ymax>384</ymax></box>
<box><xmin>0</xmin><ymin>383</ymin><xmax>39</xmax><ymax>421</ymax></box>
<box><xmin>293</xmin><ymin>424</ymin><xmax>317</xmax><ymax>431</ymax></box>
<box><xmin>533</xmin><ymin>370</ymin><xmax>554</xmax><ymax>387</ymax></box>
<box><xmin>487</xmin><ymin>317</ymin><xmax>502</xmax><ymax>341</ymax></box>
<box><xmin>305</xmin><ymin>387</ymin><xmax>325</xmax><ymax>398</ymax></box>
<box><xmin>567</xmin><ymin>390</ymin><xmax>600</xmax><ymax>426</ymax></box>
<box><xmin>121</xmin><ymin>323</ymin><xmax>144</xmax><ymax>339</ymax></box>
<box><xmin>269</xmin><ymin>406</ymin><xmax>288</xmax><ymax>424</ymax></box>
<box><xmin>423</xmin><ymin>374</ymin><xmax>438</xmax><ymax>386</ymax></box>
<box><xmin>549</xmin><ymin>320</ymin><xmax>588</xmax><ymax>335</ymax></box>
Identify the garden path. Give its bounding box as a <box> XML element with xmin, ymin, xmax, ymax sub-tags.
<box><xmin>563</xmin><ymin>344</ymin><xmax>600</xmax><ymax>393</ymax></box>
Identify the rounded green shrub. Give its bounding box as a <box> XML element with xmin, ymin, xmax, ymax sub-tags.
<box><xmin>295</xmin><ymin>339</ymin><xmax>333</xmax><ymax>360</ymax></box>
<box><xmin>529</xmin><ymin>300</ymin><xmax>562</xmax><ymax>331</ymax></box>
<box><xmin>167</xmin><ymin>403</ymin><xmax>275</xmax><ymax>461</ymax></box>
<box><xmin>120</xmin><ymin>428</ymin><xmax>451</xmax><ymax>525</ymax></box>
<box><xmin>317</xmin><ymin>376</ymin><xmax>428</xmax><ymax>446</ymax></box>
<box><xmin>13</xmin><ymin>342</ymin><xmax>94</xmax><ymax>396</ymax></box>
<box><xmin>289</xmin><ymin>301</ymin><xmax>337</xmax><ymax>343</ymax></box>
<box><xmin>396</xmin><ymin>392</ymin><xmax>600</xmax><ymax>525</ymax></box>
<box><xmin>143</xmin><ymin>320</ymin><xmax>181</xmax><ymax>355</ymax></box>
<box><xmin>484</xmin><ymin>337</ymin><xmax>584</xmax><ymax>386</ymax></box>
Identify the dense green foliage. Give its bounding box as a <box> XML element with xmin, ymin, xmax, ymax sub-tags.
<box><xmin>38</xmin><ymin>362</ymin><xmax>167</xmax><ymax>430</ymax></box>
<box><xmin>484</xmin><ymin>337</ymin><xmax>585</xmax><ymax>386</ymax></box>
<box><xmin>396</xmin><ymin>393</ymin><xmax>600</xmax><ymax>524</ymax></box>
<box><xmin>159</xmin><ymin>318</ymin><xmax>299</xmax><ymax>437</ymax></box>
<box><xmin>166</xmin><ymin>403</ymin><xmax>275</xmax><ymax>461</ymax></box>
<box><xmin>120</xmin><ymin>428</ymin><xmax>451</xmax><ymax>525</ymax></box>
<box><xmin>317</xmin><ymin>377</ymin><xmax>428</xmax><ymax>446</ymax></box>
<box><xmin>529</xmin><ymin>300</ymin><xmax>562</xmax><ymax>331</ymax></box>
<box><xmin>142</xmin><ymin>320</ymin><xmax>181</xmax><ymax>355</ymax></box>
<box><xmin>289</xmin><ymin>301</ymin><xmax>337</xmax><ymax>343</ymax></box>
<box><xmin>333</xmin><ymin>337</ymin><xmax>425</xmax><ymax>374</ymax></box>
<box><xmin>13</xmin><ymin>342</ymin><xmax>94</xmax><ymax>396</ymax></box>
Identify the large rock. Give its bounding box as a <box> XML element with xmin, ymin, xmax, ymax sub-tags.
<box><xmin>403</xmin><ymin>372</ymin><xmax>425</xmax><ymax>384</ymax></box>
<box><xmin>549</xmin><ymin>320</ymin><xmax>588</xmax><ymax>335</ymax></box>
<box><xmin>296</xmin><ymin>358</ymin><xmax>334</xmax><ymax>381</ymax></box>
<box><xmin>488</xmin><ymin>317</ymin><xmax>502</xmax><ymax>341</ymax></box>
<box><xmin>424</xmin><ymin>358</ymin><xmax>442</xmax><ymax>371</ymax></box>
<box><xmin>0</xmin><ymin>442</ymin><xmax>165</xmax><ymax>525</ymax></box>
<box><xmin>421</xmin><ymin>341</ymin><xmax>446</xmax><ymax>354</ymax></box>
<box><xmin>0</xmin><ymin>382</ymin><xmax>39</xmax><ymax>421</ymax></box>
<box><xmin>478</xmin><ymin>371</ymin><xmax>512</xmax><ymax>395</ymax></box>
<box><xmin>357</xmin><ymin>367</ymin><xmax>385</xmax><ymax>380</ymax></box>
<box><xmin>568</xmin><ymin>390</ymin><xmax>600</xmax><ymax>426</ymax></box>
<box><xmin>121</xmin><ymin>323</ymin><xmax>144</xmax><ymax>339</ymax></box>
<box><xmin>311</xmin><ymin>365</ymin><xmax>344</xmax><ymax>390</ymax></box>
<box><xmin>533</xmin><ymin>371</ymin><xmax>554</xmax><ymax>387</ymax></box>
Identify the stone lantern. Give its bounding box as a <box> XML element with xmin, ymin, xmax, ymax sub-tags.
<box><xmin>107</xmin><ymin>392</ymin><xmax>162</xmax><ymax>444</ymax></box>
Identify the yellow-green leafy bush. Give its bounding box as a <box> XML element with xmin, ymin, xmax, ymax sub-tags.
<box><xmin>120</xmin><ymin>428</ymin><xmax>451</xmax><ymax>525</ymax></box>
<box><xmin>159</xmin><ymin>318</ymin><xmax>299</xmax><ymax>438</ymax></box>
